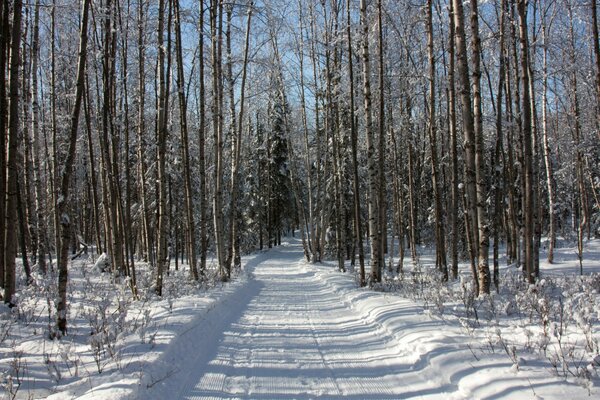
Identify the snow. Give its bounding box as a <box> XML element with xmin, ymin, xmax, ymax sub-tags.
<box><xmin>1</xmin><ymin>239</ymin><xmax>599</xmax><ymax>399</ymax></box>
<box><xmin>93</xmin><ymin>253</ymin><xmax>111</xmax><ymax>273</ymax></box>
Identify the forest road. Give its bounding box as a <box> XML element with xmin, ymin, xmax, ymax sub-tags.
<box><xmin>171</xmin><ymin>240</ymin><xmax>452</xmax><ymax>400</ymax></box>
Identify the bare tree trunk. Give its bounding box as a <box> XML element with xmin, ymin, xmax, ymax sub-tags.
<box><xmin>198</xmin><ymin>0</ymin><xmax>208</xmax><ymax>276</ymax></box>
<box><xmin>4</xmin><ymin>0</ymin><xmax>24</xmax><ymax>305</ymax></box>
<box><xmin>97</xmin><ymin>0</ymin><xmax>124</xmax><ymax>276</ymax></box>
<box><xmin>119</xmin><ymin>0</ymin><xmax>135</xmax><ymax>284</ymax></box>
<box><xmin>30</xmin><ymin>0</ymin><xmax>48</xmax><ymax>273</ymax></box>
<box><xmin>56</xmin><ymin>0</ymin><xmax>91</xmax><ymax>334</ymax></box>
<box><xmin>21</xmin><ymin>11</ymin><xmax>35</xmax><ymax>271</ymax></box>
<box><xmin>566</xmin><ymin>2</ymin><xmax>588</xmax><ymax>274</ymax></box>
<box><xmin>493</xmin><ymin>0</ymin><xmax>508</xmax><ymax>292</ymax></box>
<box><xmin>17</xmin><ymin>177</ymin><xmax>32</xmax><ymax>284</ymax></box>
<box><xmin>375</xmin><ymin>0</ymin><xmax>386</xmax><ymax>283</ymax></box>
<box><xmin>321</xmin><ymin>0</ymin><xmax>344</xmax><ymax>273</ymax></box>
<box><xmin>0</xmin><ymin>0</ymin><xmax>9</xmax><ymax>294</ymax></box>
<box><xmin>359</xmin><ymin>0</ymin><xmax>381</xmax><ymax>284</ymax></box>
<box><xmin>155</xmin><ymin>0</ymin><xmax>170</xmax><ymax>295</ymax></box>
<box><xmin>308</xmin><ymin>2</ymin><xmax>324</xmax><ymax>262</ymax></box>
<box><xmin>211</xmin><ymin>0</ymin><xmax>226</xmax><ymax>280</ymax></box>
<box><xmin>469</xmin><ymin>0</ymin><xmax>491</xmax><ymax>295</ymax></box>
<box><xmin>427</xmin><ymin>0</ymin><xmax>447</xmax><ymax>280</ymax></box>
<box><xmin>109</xmin><ymin>0</ymin><xmax>126</xmax><ymax>278</ymax></box>
<box><xmin>540</xmin><ymin>9</ymin><xmax>556</xmax><ymax>263</ymax></box>
<box><xmin>517</xmin><ymin>0</ymin><xmax>536</xmax><ymax>284</ymax></box>
<box><xmin>50</xmin><ymin>0</ymin><xmax>60</xmax><ymax>265</ymax></box>
<box><xmin>390</xmin><ymin>124</ymin><xmax>404</xmax><ymax>274</ymax></box>
<box><xmin>407</xmin><ymin>126</ymin><xmax>419</xmax><ymax>264</ymax></box>
<box><xmin>174</xmin><ymin>0</ymin><xmax>198</xmax><ymax>281</ymax></box>
<box><xmin>224</xmin><ymin>4</ymin><xmax>236</xmax><ymax>274</ymax></box>
<box><xmin>137</xmin><ymin>0</ymin><xmax>153</xmax><ymax>265</ymax></box>
<box><xmin>452</xmin><ymin>0</ymin><xmax>481</xmax><ymax>293</ymax></box>
<box><xmin>592</xmin><ymin>0</ymin><xmax>600</xmax><ymax>139</ymax></box>
<box><xmin>447</xmin><ymin>0</ymin><xmax>459</xmax><ymax>280</ymax></box>
<box><xmin>347</xmin><ymin>0</ymin><xmax>365</xmax><ymax>285</ymax></box>
<box><xmin>297</xmin><ymin>0</ymin><xmax>314</xmax><ymax>261</ymax></box>
<box><xmin>116</xmin><ymin>0</ymin><xmax>136</xmax><ymax>294</ymax></box>
<box><xmin>503</xmin><ymin>32</ymin><xmax>520</xmax><ymax>266</ymax></box>
<box><xmin>83</xmin><ymin>77</ymin><xmax>102</xmax><ymax>256</ymax></box>
<box><xmin>226</xmin><ymin>2</ymin><xmax>253</xmax><ymax>272</ymax></box>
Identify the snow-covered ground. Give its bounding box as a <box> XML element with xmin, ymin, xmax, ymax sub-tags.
<box><xmin>1</xmin><ymin>239</ymin><xmax>599</xmax><ymax>399</ymax></box>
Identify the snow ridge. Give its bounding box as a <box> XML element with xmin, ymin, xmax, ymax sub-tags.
<box><xmin>139</xmin><ymin>240</ymin><xmax>592</xmax><ymax>399</ymax></box>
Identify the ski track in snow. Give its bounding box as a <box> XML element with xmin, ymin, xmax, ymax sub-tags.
<box><xmin>139</xmin><ymin>240</ymin><xmax>593</xmax><ymax>400</ymax></box>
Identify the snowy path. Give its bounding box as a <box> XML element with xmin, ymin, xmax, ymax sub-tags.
<box><xmin>140</xmin><ymin>241</ymin><xmax>592</xmax><ymax>400</ymax></box>
<box><xmin>158</xmin><ymin>243</ymin><xmax>452</xmax><ymax>400</ymax></box>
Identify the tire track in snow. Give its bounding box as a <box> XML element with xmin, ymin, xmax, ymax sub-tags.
<box><xmin>166</xmin><ymin>242</ymin><xmax>461</xmax><ymax>399</ymax></box>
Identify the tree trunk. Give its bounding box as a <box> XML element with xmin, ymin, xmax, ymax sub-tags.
<box><xmin>226</xmin><ymin>2</ymin><xmax>253</xmax><ymax>272</ymax></box>
<box><xmin>375</xmin><ymin>0</ymin><xmax>386</xmax><ymax>283</ymax></box>
<box><xmin>447</xmin><ymin>0</ymin><xmax>460</xmax><ymax>280</ymax></box>
<box><xmin>567</xmin><ymin>2</ymin><xmax>588</xmax><ymax>274</ymax></box>
<box><xmin>136</xmin><ymin>0</ymin><xmax>153</xmax><ymax>265</ymax></box>
<box><xmin>174</xmin><ymin>0</ymin><xmax>198</xmax><ymax>281</ymax></box>
<box><xmin>493</xmin><ymin>0</ymin><xmax>508</xmax><ymax>292</ymax></box>
<box><xmin>427</xmin><ymin>0</ymin><xmax>447</xmax><ymax>280</ymax></box>
<box><xmin>30</xmin><ymin>0</ymin><xmax>48</xmax><ymax>273</ymax></box>
<box><xmin>117</xmin><ymin>0</ymin><xmax>136</xmax><ymax>290</ymax></box>
<box><xmin>469</xmin><ymin>0</ymin><xmax>491</xmax><ymax>295</ymax></box>
<box><xmin>0</xmin><ymin>0</ymin><xmax>10</xmax><ymax>295</ymax></box>
<box><xmin>592</xmin><ymin>0</ymin><xmax>600</xmax><ymax>139</ymax></box>
<box><xmin>452</xmin><ymin>0</ymin><xmax>481</xmax><ymax>293</ymax></box>
<box><xmin>50</xmin><ymin>0</ymin><xmax>60</xmax><ymax>266</ymax></box>
<box><xmin>541</xmin><ymin>11</ymin><xmax>556</xmax><ymax>263</ymax></box>
<box><xmin>155</xmin><ymin>0</ymin><xmax>170</xmax><ymax>295</ymax></box>
<box><xmin>56</xmin><ymin>0</ymin><xmax>91</xmax><ymax>335</ymax></box>
<box><xmin>517</xmin><ymin>0</ymin><xmax>535</xmax><ymax>284</ymax></box>
<box><xmin>347</xmin><ymin>0</ymin><xmax>365</xmax><ymax>285</ymax></box>
<box><xmin>211</xmin><ymin>0</ymin><xmax>226</xmax><ymax>280</ymax></box>
<box><xmin>198</xmin><ymin>0</ymin><xmax>208</xmax><ymax>276</ymax></box>
<box><xmin>83</xmin><ymin>77</ymin><xmax>102</xmax><ymax>256</ymax></box>
<box><xmin>4</xmin><ymin>0</ymin><xmax>24</xmax><ymax>305</ymax></box>
<box><xmin>359</xmin><ymin>0</ymin><xmax>381</xmax><ymax>285</ymax></box>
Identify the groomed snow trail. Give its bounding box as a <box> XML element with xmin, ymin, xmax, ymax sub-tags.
<box><xmin>140</xmin><ymin>240</ymin><xmax>592</xmax><ymax>400</ymax></box>
<box><xmin>169</xmin><ymin>242</ymin><xmax>459</xmax><ymax>400</ymax></box>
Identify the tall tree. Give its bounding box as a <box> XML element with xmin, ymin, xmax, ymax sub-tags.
<box><xmin>156</xmin><ymin>0</ymin><xmax>170</xmax><ymax>295</ymax></box>
<box><xmin>517</xmin><ymin>0</ymin><xmax>536</xmax><ymax>283</ymax></box>
<box><xmin>469</xmin><ymin>0</ymin><xmax>491</xmax><ymax>294</ymax></box>
<box><xmin>492</xmin><ymin>0</ymin><xmax>508</xmax><ymax>291</ymax></box>
<box><xmin>347</xmin><ymin>0</ymin><xmax>365</xmax><ymax>286</ymax></box>
<box><xmin>198</xmin><ymin>0</ymin><xmax>208</xmax><ymax>275</ymax></box>
<box><xmin>4</xmin><ymin>0</ymin><xmax>24</xmax><ymax>305</ymax></box>
<box><xmin>360</xmin><ymin>0</ymin><xmax>381</xmax><ymax>284</ymax></box>
<box><xmin>174</xmin><ymin>0</ymin><xmax>199</xmax><ymax>281</ymax></box>
<box><xmin>56</xmin><ymin>0</ymin><xmax>91</xmax><ymax>334</ymax></box>
<box><xmin>30</xmin><ymin>0</ymin><xmax>48</xmax><ymax>273</ymax></box>
<box><xmin>566</xmin><ymin>1</ymin><xmax>588</xmax><ymax>274</ymax></box>
<box><xmin>211</xmin><ymin>0</ymin><xmax>226</xmax><ymax>280</ymax></box>
<box><xmin>447</xmin><ymin>0</ymin><xmax>460</xmax><ymax>280</ymax></box>
<box><xmin>137</xmin><ymin>0</ymin><xmax>153</xmax><ymax>265</ymax></box>
<box><xmin>226</xmin><ymin>2</ymin><xmax>253</xmax><ymax>271</ymax></box>
<box><xmin>375</xmin><ymin>0</ymin><xmax>386</xmax><ymax>283</ymax></box>
<box><xmin>593</xmin><ymin>0</ymin><xmax>600</xmax><ymax>138</ymax></box>
<box><xmin>540</xmin><ymin>0</ymin><xmax>556</xmax><ymax>263</ymax></box>
<box><xmin>426</xmin><ymin>0</ymin><xmax>448</xmax><ymax>280</ymax></box>
<box><xmin>452</xmin><ymin>0</ymin><xmax>480</xmax><ymax>294</ymax></box>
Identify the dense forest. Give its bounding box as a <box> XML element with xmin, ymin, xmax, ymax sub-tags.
<box><xmin>0</xmin><ymin>0</ymin><xmax>599</xmax><ymax>337</ymax></box>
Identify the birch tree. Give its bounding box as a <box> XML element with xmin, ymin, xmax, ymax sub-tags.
<box><xmin>360</xmin><ymin>0</ymin><xmax>381</xmax><ymax>284</ymax></box>
<box><xmin>56</xmin><ymin>0</ymin><xmax>91</xmax><ymax>334</ymax></box>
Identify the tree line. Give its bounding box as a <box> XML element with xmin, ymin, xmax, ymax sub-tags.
<box><xmin>0</xmin><ymin>0</ymin><xmax>598</xmax><ymax>335</ymax></box>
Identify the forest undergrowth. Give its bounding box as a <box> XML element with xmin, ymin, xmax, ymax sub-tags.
<box><xmin>0</xmin><ymin>255</ymin><xmax>237</xmax><ymax>399</ymax></box>
<box><xmin>369</xmin><ymin>240</ymin><xmax>600</xmax><ymax>394</ymax></box>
